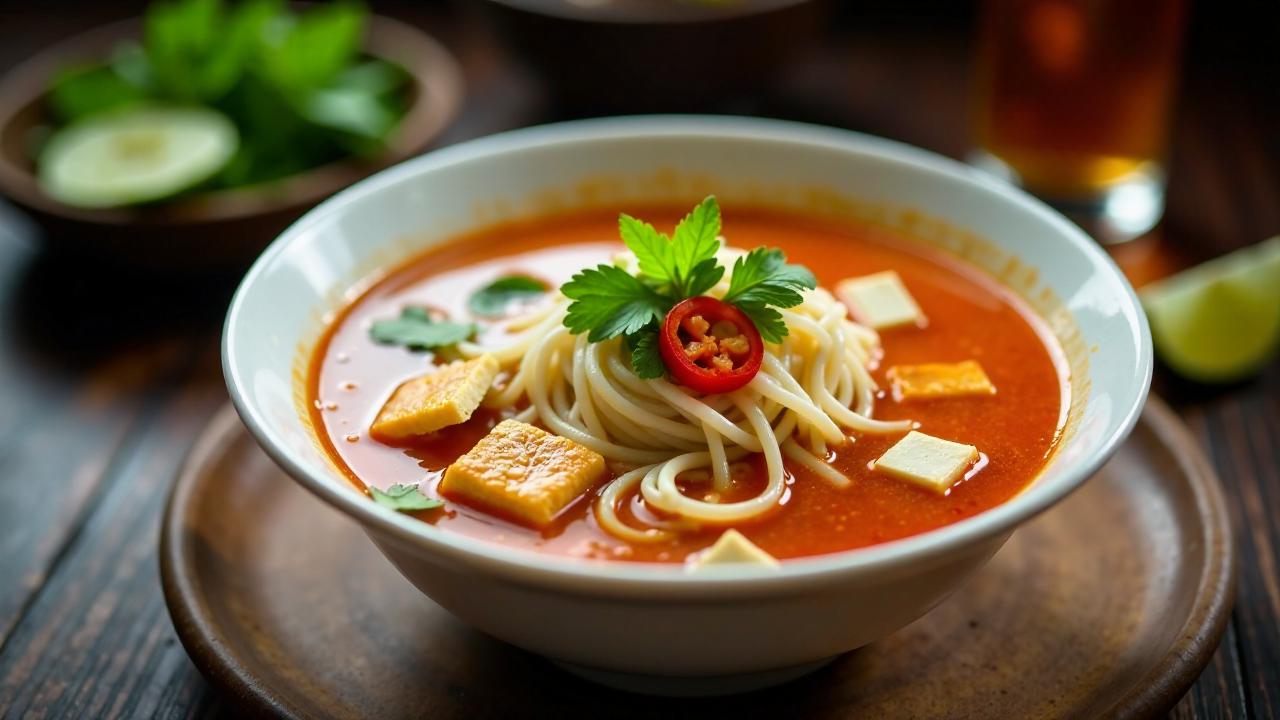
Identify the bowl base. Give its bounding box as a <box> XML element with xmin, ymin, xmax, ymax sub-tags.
<box><xmin>548</xmin><ymin>656</ymin><xmax>841</xmax><ymax>697</ymax></box>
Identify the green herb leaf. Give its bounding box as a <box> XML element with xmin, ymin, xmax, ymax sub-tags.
<box><xmin>620</xmin><ymin>213</ymin><xmax>674</xmax><ymax>285</ymax></box>
<box><xmin>47</xmin><ymin>66</ymin><xmax>148</xmax><ymax>122</ymax></box>
<box><xmin>670</xmin><ymin>196</ymin><xmax>722</xmax><ymax>292</ymax></box>
<box><xmin>618</xmin><ymin>196</ymin><xmax>722</xmax><ymax>298</ymax></box>
<box><xmin>627</xmin><ymin>329</ymin><xmax>666</xmax><ymax>379</ymax></box>
<box><xmin>562</xmin><ymin>264</ymin><xmax>671</xmax><ymax>342</ymax></box>
<box><xmin>145</xmin><ymin>0</ymin><xmax>277</xmax><ymax>102</ymax></box>
<box><xmin>369</xmin><ymin>483</ymin><xmax>443</xmax><ymax>512</ymax></box>
<box><xmin>468</xmin><ymin>276</ymin><xmax>548</xmax><ymax>317</ymax></box>
<box><xmin>683</xmin><ymin>257</ymin><xmax>725</xmax><ymax>298</ymax></box>
<box><xmin>734</xmin><ymin>303</ymin><xmax>788</xmax><ymax>344</ymax></box>
<box><xmin>370</xmin><ymin>307</ymin><xmax>474</xmax><ymax>351</ymax></box>
<box><xmin>259</xmin><ymin>0</ymin><xmax>365</xmax><ymax>92</ymax></box>
<box><xmin>722</xmin><ymin>248</ymin><xmax>817</xmax><ymax>311</ymax></box>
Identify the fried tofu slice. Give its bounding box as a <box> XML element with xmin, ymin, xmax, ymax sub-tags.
<box><xmin>836</xmin><ymin>271</ymin><xmax>925</xmax><ymax>329</ymax></box>
<box><xmin>874</xmin><ymin>431</ymin><xmax>980</xmax><ymax>494</ymax></box>
<box><xmin>441</xmin><ymin>419</ymin><xmax>606</xmax><ymax>528</ymax></box>
<box><xmin>371</xmin><ymin>354</ymin><xmax>499</xmax><ymax>440</ymax></box>
<box><xmin>887</xmin><ymin>360</ymin><xmax>996</xmax><ymax>400</ymax></box>
<box><xmin>691</xmin><ymin>529</ymin><xmax>780</xmax><ymax>569</ymax></box>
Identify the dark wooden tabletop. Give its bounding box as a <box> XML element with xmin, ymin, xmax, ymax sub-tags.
<box><xmin>0</xmin><ymin>3</ymin><xmax>1275</xmax><ymax>718</ymax></box>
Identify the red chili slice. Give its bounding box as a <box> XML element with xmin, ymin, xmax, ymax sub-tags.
<box><xmin>659</xmin><ymin>296</ymin><xmax>764</xmax><ymax>394</ymax></box>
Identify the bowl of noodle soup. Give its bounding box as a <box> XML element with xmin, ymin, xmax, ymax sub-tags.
<box><xmin>223</xmin><ymin>117</ymin><xmax>1151</xmax><ymax>694</ymax></box>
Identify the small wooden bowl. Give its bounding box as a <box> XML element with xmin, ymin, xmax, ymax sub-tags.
<box><xmin>0</xmin><ymin>15</ymin><xmax>464</xmax><ymax>269</ymax></box>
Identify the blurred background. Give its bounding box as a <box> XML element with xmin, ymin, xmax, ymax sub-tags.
<box><xmin>0</xmin><ymin>1</ymin><xmax>1275</xmax><ymax>717</ymax></box>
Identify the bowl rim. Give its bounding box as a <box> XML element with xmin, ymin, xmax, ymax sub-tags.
<box><xmin>223</xmin><ymin>115</ymin><xmax>1153</xmax><ymax>594</ymax></box>
<box><xmin>0</xmin><ymin>13</ymin><xmax>464</xmax><ymax>226</ymax></box>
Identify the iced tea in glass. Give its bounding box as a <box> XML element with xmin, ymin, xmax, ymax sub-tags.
<box><xmin>972</xmin><ymin>0</ymin><xmax>1187</xmax><ymax>242</ymax></box>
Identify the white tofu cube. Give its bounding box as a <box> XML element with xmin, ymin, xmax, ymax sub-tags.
<box><xmin>874</xmin><ymin>431</ymin><xmax>979</xmax><ymax>493</ymax></box>
<box><xmin>836</xmin><ymin>271</ymin><xmax>925</xmax><ymax>329</ymax></box>
<box><xmin>690</xmin><ymin>529</ymin><xmax>780</xmax><ymax>569</ymax></box>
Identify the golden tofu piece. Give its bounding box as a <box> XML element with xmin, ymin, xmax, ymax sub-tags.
<box><xmin>874</xmin><ymin>431</ymin><xmax>980</xmax><ymax>494</ymax></box>
<box><xmin>371</xmin><ymin>355</ymin><xmax>499</xmax><ymax>439</ymax></box>
<box><xmin>887</xmin><ymin>360</ymin><xmax>996</xmax><ymax>400</ymax></box>
<box><xmin>441</xmin><ymin>419</ymin><xmax>606</xmax><ymax>528</ymax></box>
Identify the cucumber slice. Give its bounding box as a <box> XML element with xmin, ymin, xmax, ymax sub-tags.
<box><xmin>38</xmin><ymin>106</ymin><xmax>238</xmax><ymax>208</ymax></box>
<box><xmin>1141</xmin><ymin>236</ymin><xmax>1280</xmax><ymax>383</ymax></box>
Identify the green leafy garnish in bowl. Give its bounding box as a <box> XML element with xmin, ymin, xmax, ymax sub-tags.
<box><xmin>369</xmin><ymin>483</ymin><xmax>443</xmax><ymax>512</ymax></box>
<box><xmin>38</xmin><ymin>0</ymin><xmax>411</xmax><ymax>208</ymax></box>
<box><xmin>468</xmin><ymin>275</ymin><xmax>548</xmax><ymax>317</ymax></box>
<box><xmin>561</xmin><ymin>196</ymin><xmax>815</xmax><ymax>380</ymax></box>
<box><xmin>369</xmin><ymin>307</ymin><xmax>475</xmax><ymax>352</ymax></box>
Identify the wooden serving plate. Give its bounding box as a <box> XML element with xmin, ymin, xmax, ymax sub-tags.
<box><xmin>160</xmin><ymin>398</ymin><xmax>1234</xmax><ymax>719</ymax></box>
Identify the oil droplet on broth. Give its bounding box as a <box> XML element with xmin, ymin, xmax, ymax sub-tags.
<box><xmin>345</xmin><ymin>434</ymin><xmax>359</xmax><ymax>443</ymax></box>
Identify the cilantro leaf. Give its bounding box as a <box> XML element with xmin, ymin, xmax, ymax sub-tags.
<box><xmin>562</xmin><ymin>265</ymin><xmax>670</xmax><ymax>342</ymax></box>
<box><xmin>619</xmin><ymin>214</ymin><xmax>674</xmax><ymax>285</ymax></box>
<box><xmin>617</xmin><ymin>196</ymin><xmax>722</xmax><ymax>298</ymax></box>
<box><xmin>47</xmin><ymin>66</ymin><xmax>148</xmax><ymax>122</ymax></box>
<box><xmin>722</xmin><ymin>248</ymin><xmax>817</xmax><ymax>310</ymax></box>
<box><xmin>370</xmin><ymin>307</ymin><xmax>474</xmax><ymax>350</ymax></box>
<box><xmin>369</xmin><ymin>483</ymin><xmax>443</xmax><ymax>512</ymax></box>
<box><xmin>259</xmin><ymin>0</ymin><xmax>365</xmax><ymax>92</ymax></box>
<box><xmin>627</xmin><ymin>329</ymin><xmax>666</xmax><ymax>379</ymax></box>
<box><xmin>670</xmin><ymin>196</ymin><xmax>722</xmax><ymax>290</ymax></box>
<box><xmin>468</xmin><ymin>275</ymin><xmax>548</xmax><ymax>317</ymax></box>
<box><xmin>734</xmin><ymin>303</ymin><xmax>789</xmax><ymax>344</ymax></box>
<box><xmin>684</xmin><ymin>257</ymin><xmax>725</xmax><ymax>298</ymax></box>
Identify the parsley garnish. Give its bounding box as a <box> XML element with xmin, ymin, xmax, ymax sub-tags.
<box><xmin>721</xmin><ymin>248</ymin><xmax>818</xmax><ymax>343</ymax></box>
<box><xmin>370</xmin><ymin>307</ymin><xmax>475</xmax><ymax>351</ymax></box>
<box><xmin>626</xmin><ymin>330</ymin><xmax>667</xmax><ymax>380</ymax></box>
<box><xmin>468</xmin><ymin>275</ymin><xmax>547</xmax><ymax>317</ymax></box>
<box><xmin>369</xmin><ymin>483</ymin><xmax>443</xmax><ymax>512</ymax></box>
<box><xmin>560</xmin><ymin>196</ymin><xmax>816</xmax><ymax>378</ymax></box>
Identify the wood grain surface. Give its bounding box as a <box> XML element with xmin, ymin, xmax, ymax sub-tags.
<box><xmin>0</xmin><ymin>2</ymin><xmax>1276</xmax><ymax>718</ymax></box>
<box><xmin>159</xmin><ymin>401</ymin><xmax>1234</xmax><ymax>720</ymax></box>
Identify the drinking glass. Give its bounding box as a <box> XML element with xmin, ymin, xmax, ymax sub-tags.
<box><xmin>971</xmin><ymin>0</ymin><xmax>1187</xmax><ymax>243</ymax></box>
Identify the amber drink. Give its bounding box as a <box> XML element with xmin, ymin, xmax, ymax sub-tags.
<box><xmin>972</xmin><ymin>0</ymin><xmax>1186</xmax><ymax>242</ymax></box>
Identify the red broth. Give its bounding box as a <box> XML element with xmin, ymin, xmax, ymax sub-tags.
<box><xmin>308</xmin><ymin>207</ymin><xmax>1068</xmax><ymax>562</ymax></box>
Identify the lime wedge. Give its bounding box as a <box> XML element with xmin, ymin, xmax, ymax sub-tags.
<box><xmin>1141</xmin><ymin>236</ymin><xmax>1280</xmax><ymax>383</ymax></box>
<box><xmin>38</xmin><ymin>106</ymin><xmax>238</xmax><ymax>209</ymax></box>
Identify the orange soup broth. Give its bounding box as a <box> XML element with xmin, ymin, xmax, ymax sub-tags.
<box><xmin>309</xmin><ymin>207</ymin><xmax>1068</xmax><ymax>563</ymax></box>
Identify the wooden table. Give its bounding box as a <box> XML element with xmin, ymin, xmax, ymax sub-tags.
<box><xmin>0</xmin><ymin>4</ymin><xmax>1275</xmax><ymax>718</ymax></box>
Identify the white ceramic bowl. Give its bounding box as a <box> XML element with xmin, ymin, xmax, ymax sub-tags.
<box><xmin>223</xmin><ymin>117</ymin><xmax>1152</xmax><ymax>695</ymax></box>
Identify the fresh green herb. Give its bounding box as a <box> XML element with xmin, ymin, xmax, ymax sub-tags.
<box><xmin>721</xmin><ymin>248</ymin><xmax>817</xmax><ymax>343</ymax></box>
<box><xmin>627</xmin><ymin>330</ymin><xmax>667</xmax><ymax>380</ymax></box>
<box><xmin>370</xmin><ymin>307</ymin><xmax>475</xmax><ymax>351</ymax></box>
<box><xmin>561</xmin><ymin>196</ymin><xmax>817</xmax><ymax>375</ymax></box>
<box><xmin>621</xmin><ymin>196</ymin><xmax>724</xmax><ymax>298</ymax></box>
<box><xmin>369</xmin><ymin>483</ymin><xmax>443</xmax><ymax>512</ymax></box>
<box><xmin>562</xmin><ymin>265</ymin><xmax>670</xmax><ymax>343</ymax></box>
<box><xmin>41</xmin><ymin>0</ymin><xmax>410</xmax><ymax>197</ymax></box>
<box><xmin>468</xmin><ymin>275</ymin><xmax>548</xmax><ymax>317</ymax></box>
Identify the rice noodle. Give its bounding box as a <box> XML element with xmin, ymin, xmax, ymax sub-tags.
<box><xmin>460</xmin><ymin>252</ymin><xmax>912</xmax><ymax>542</ymax></box>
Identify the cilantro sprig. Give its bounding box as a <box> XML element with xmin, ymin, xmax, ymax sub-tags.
<box><xmin>560</xmin><ymin>196</ymin><xmax>816</xmax><ymax>379</ymax></box>
<box><xmin>468</xmin><ymin>275</ymin><xmax>547</xmax><ymax>317</ymax></box>
<box><xmin>370</xmin><ymin>307</ymin><xmax>475</xmax><ymax>351</ymax></box>
<box><xmin>369</xmin><ymin>483</ymin><xmax>443</xmax><ymax>512</ymax></box>
<box><xmin>722</xmin><ymin>248</ymin><xmax>818</xmax><ymax>343</ymax></box>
